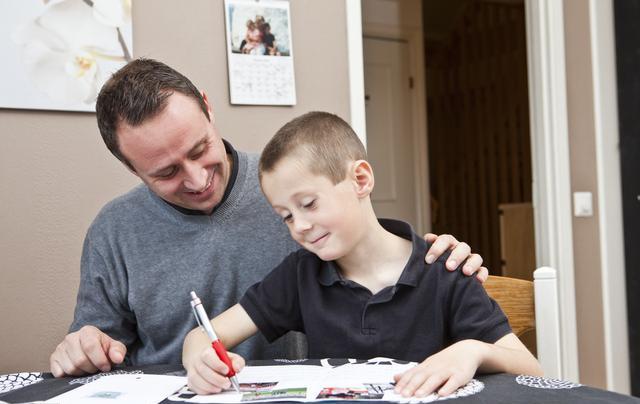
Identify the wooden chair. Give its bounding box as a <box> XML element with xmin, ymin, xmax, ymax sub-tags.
<box><xmin>485</xmin><ymin>268</ymin><xmax>562</xmax><ymax>378</ymax></box>
<box><xmin>483</xmin><ymin>275</ymin><xmax>535</xmax><ymax>338</ymax></box>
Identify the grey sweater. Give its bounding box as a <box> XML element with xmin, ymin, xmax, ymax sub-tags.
<box><xmin>70</xmin><ymin>151</ymin><xmax>303</xmax><ymax>366</ymax></box>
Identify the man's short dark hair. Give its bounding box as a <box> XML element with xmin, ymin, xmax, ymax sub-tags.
<box><xmin>259</xmin><ymin>111</ymin><xmax>367</xmax><ymax>184</ymax></box>
<box><xmin>95</xmin><ymin>58</ymin><xmax>210</xmax><ymax>170</ymax></box>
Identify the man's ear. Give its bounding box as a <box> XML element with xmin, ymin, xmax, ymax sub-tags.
<box><xmin>351</xmin><ymin>160</ymin><xmax>374</xmax><ymax>198</ymax></box>
<box><xmin>201</xmin><ymin>90</ymin><xmax>215</xmax><ymax>124</ymax></box>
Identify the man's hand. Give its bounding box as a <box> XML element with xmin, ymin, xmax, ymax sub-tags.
<box><xmin>393</xmin><ymin>340</ymin><xmax>484</xmax><ymax>398</ymax></box>
<box><xmin>424</xmin><ymin>233</ymin><xmax>488</xmax><ymax>283</ymax></box>
<box><xmin>186</xmin><ymin>347</ymin><xmax>245</xmax><ymax>395</ymax></box>
<box><xmin>49</xmin><ymin>325</ymin><xmax>126</xmax><ymax>377</ymax></box>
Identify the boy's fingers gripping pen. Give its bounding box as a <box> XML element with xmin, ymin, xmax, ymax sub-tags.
<box><xmin>190</xmin><ymin>291</ymin><xmax>241</xmax><ymax>393</ymax></box>
<box><xmin>211</xmin><ymin>340</ymin><xmax>240</xmax><ymax>391</ymax></box>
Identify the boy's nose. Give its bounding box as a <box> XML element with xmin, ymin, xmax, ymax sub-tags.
<box><xmin>293</xmin><ymin>217</ymin><xmax>312</xmax><ymax>233</ymax></box>
<box><xmin>183</xmin><ymin>163</ymin><xmax>209</xmax><ymax>192</ymax></box>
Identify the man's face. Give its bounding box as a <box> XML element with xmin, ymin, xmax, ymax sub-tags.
<box><xmin>117</xmin><ymin>92</ymin><xmax>231</xmax><ymax>214</ymax></box>
<box><xmin>261</xmin><ymin>156</ymin><xmax>365</xmax><ymax>261</ymax></box>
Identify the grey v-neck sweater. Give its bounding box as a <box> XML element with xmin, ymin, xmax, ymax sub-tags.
<box><xmin>70</xmin><ymin>151</ymin><xmax>303</xmax><ymax>366</ymax></box>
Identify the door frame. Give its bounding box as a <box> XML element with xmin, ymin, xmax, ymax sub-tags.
<box><xmin>347</xmin><ymin>0</ymin><xmax>583</xmax><ymax>382</ymax></box>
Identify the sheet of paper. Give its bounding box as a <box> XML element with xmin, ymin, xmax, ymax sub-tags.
<box><xmin>167</xmin><ymin>358</ymin><xmax>485</xmax><ymax>403</ymax></box>
<box><xmin>45</xmin><ymin>374</ymin><xmax>187</xmax><ymax>404</ymax></box>
<box><xmin>171</xmin><ymin>365</ymin><xmax>329</xmax><ymax>403</ymax></box>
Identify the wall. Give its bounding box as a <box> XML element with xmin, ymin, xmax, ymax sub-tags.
<box><xmin>563</xmin><ymin>0</ymin><xmax>606</xmax><ymax>388</ymax></box>
<box><xmin>0</xmin><ymin>0</ymin><xmax>351</xmax><ymax>373</ymax></box>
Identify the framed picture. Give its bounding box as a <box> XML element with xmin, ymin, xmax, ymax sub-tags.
<box><xmin>224</xmin><ymin>0</ymin><xmax>296</xmax><ymax>105</ymax></box>
<box><xmin>0</xmin><ymin>0</ymin><xmax>133</xmax><ymax>112</ymax></box>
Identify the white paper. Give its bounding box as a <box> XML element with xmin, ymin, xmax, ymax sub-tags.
<box><xmin>45</xmin><ymin>374</ymin><xmax>187</xmax><ymax>404</ymax></box>
<box><xmin>167</xmin><ymin>358</ymin><xmax>484</xmax><ymax>403</ymax></box>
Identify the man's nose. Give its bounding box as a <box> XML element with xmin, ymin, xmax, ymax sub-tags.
<box><xmin>183</xmin><ymin>162</ymin><xmax>208</xmax><ymax>191</ymax></box>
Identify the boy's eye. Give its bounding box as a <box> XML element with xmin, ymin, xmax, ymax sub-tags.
<box><xmin>283</xmin><ymin>214</ymin><xmax>293</xmax><ymax>223</ymax></box>
<box><xmin>303</xmin><ymin>200</ymin><xmax>316</xmax><ymax>209</ymax></box>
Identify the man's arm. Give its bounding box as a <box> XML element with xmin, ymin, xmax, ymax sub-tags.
<box><xmin>50</xmin><ymin>233</ymin><xmax>135</xmax><ymax>377</ymax></box>
<box><xmin>424</xmin><ymin>233</ymin><xmax>488</xmax><ymax>282</ymax></box>
<box><xmin>183</xmin><ymin>303</ymin><xmax>258</xmax><ymax>395</ymax></box>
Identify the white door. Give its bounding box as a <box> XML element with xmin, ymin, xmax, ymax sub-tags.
<box><xmin>364</xmin><ymin>36</ymin><xmax>419</xmax><ymax>230</ymax></box>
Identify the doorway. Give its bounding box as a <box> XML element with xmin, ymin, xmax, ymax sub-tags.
<box><xmin>423</xmin><ymin>0</ymin><xmax>534</xmax><ymax>280</ymax></box>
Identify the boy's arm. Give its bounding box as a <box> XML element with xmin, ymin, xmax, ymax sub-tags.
<box><xmin>183</xmin><ymin>304</ymin><xmax>258</xmax><ymax>395</ymax></box>
<box><xmin>393</xmin><ymin>333</ymin><xmax>542</xmax><ymax>398</ymax></box>
<box><xmin>479</xmin><ymin>333</ymin><xmax>543</xmax><ymax>376</ymax></box>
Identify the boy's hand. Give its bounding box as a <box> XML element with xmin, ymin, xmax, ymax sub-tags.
<box><xmin>186</xmin><ymin>347</ymin><xmax>245</xmax><ymax>395</ymax></box>
<box><xmin>393</xmin><ymin>340</ymin><xmax>484</xmax><ymax>398</ymax></box>
<box><xmin>424</xmin><ymin>233</ymin><xmax>488</xmax><ymax>283</ymax></box>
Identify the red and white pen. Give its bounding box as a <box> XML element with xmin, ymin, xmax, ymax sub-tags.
<box><xmin>190</xmin><ymin>291</ymin><xmax>241</xmax><ymax>393</ymax></box>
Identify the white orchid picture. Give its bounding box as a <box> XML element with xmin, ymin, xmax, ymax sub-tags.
<box><xmin>0</xmin><ymin>0</ymin><xmax>133</xmax><ymax>112</ymax></box>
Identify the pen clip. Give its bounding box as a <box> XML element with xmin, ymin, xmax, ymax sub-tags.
<box><xmin>192</xmin><ymin>304</ymin><xmax>204</xmax><ymax>329</ymax></box>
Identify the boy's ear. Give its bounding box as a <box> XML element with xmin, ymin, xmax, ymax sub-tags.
<box><xmin>351</xmin><ymin>160</ymin><xmax>374</xmax><ymax>198</ymax></box>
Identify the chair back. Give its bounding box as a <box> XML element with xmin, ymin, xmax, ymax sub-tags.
<box><xmin>484</xmin><ymin>275</ymin><xmax>535</xmax><ymax>337</ymax></box>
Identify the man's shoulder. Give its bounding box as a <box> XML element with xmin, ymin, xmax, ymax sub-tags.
<box><xmin>88</xmin><ymin>184</ymin><xmax>150</xmax><ymax>230</ymax></box>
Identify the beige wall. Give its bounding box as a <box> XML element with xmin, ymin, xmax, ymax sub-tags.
<box><xmin>0</xmin><ymin>0</ymin><xmax>350</xmax><ymax>373</ymax></box>
<box><xmin>563</xmin><ymin>0</ymin><xmax>606</xmax><ymax>388</ymax></box>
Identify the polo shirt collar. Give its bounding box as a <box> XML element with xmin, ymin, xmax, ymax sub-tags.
<box><xmin>317</xmin><ymin>219</ymin><xmax>427</xmax><ymax>288</ymax></box>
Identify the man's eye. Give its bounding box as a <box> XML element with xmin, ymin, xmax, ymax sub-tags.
<box><xmin>158</xmin><ymin>167</ymin><xmax>178</xmax><ymax>179</ymax></box>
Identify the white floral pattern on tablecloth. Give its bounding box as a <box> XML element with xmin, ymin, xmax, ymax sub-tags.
<box><xmin>516</xmin><ymin>375</ymin><xmax>581</xmax><ymax>389</ymax></box>
<box><xmin>0</xmin><ymin>372</ymin><xmax>43</xmax><ymax>394</ymax></box>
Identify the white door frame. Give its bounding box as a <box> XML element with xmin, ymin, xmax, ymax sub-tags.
<box><xmin>524</xmin><ymin>0</ymin><xmax>579</xmax><ymax>381</ymax></box>
<box><xmin>347</xmin><ymin>0</ymin><xmax>584</xmax><ymax>382</ymax></box>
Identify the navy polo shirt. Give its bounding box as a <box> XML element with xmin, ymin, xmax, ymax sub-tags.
<box><xmin>240</xmin><ymin>219</ymin><xmax>511</xmax><ymax>362</ymax></box>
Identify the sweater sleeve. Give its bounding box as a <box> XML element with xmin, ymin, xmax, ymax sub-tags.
<box><xmin>69</xmin><ymin>232</ymin><xmax>138</xmax><ymax>357</ymax></box>
<box><xmin>240</xmin><ymin>251</ymin><xmax>304</xmax><ymax>343</ymax></box>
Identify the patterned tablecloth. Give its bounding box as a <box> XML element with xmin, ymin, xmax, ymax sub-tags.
<box><xmin>0</xmin><ymin>360</ymin><xmax>638</xmax><ymax>404</ymax></box>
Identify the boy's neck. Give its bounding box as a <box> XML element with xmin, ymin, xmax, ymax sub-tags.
<box><xmin>336</xmin><ymin>207</ymin><xmax>413</xmax><ymax>295</ymax></box>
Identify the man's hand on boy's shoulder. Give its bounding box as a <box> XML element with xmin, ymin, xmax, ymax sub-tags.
<box><xmin>424</xmin><ymin>233</ymin><xmax>488</xmax><ymax>283</ymax></box>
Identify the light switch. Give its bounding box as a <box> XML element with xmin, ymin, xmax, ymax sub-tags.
<box><xmin>573</xmin><ymin>192</ymin><xmax>593</xmax><ymax>217</ymax></box>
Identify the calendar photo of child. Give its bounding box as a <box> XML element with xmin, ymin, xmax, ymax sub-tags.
<box><xmin>225</xmin><ymin>0</ymin><xmax>291</xmax><ymax>57</ymax></box>
<box><xmin>224</xmin><ymin>0</ymin><xmax>296</xmax><ymax>105</ymax></box>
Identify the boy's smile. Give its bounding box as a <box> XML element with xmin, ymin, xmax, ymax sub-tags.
<box><xmin>261</xmin><ymin>156</ymin><xmax>366</xmax><ymax>261</ymax></box>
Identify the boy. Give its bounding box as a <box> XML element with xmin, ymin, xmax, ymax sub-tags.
<box><xmin>182</xmin><ymin>112</ymin><xmax>542</xmax><ymax>397</ymax></box>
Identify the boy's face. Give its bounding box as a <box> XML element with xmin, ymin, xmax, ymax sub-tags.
<box><xmin>261</xmin><ymin>156</ymin><xmax>366</xmax><ymax>261</ymax></box>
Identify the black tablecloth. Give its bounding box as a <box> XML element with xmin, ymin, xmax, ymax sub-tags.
<box><xmin>1</xmin><ymin>360</ymin><xmax>638</xmax><ymax>403</ymax></box>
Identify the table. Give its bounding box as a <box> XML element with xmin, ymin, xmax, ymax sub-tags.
<box><xmin>1</xmin><ymin>360</ymin><xmax>638</xmax><ymax>403</ymax></box>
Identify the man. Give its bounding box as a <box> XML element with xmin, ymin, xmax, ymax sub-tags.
<box><xmin>49</xmin><ymin>59</ymin><xmax>487</xmax><ymax>377</ymax></box>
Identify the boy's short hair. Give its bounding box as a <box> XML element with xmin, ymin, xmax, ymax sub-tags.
<box><xmin>259</xmin><ymin>111</ymin><xmax>367</xmax><ymax>184</ymax></box>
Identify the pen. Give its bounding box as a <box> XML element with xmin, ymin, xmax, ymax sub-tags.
<box><xmin>190</xmin><ymin>291</ymin><xmax>241</xmax><ymax>393</ymax></box>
